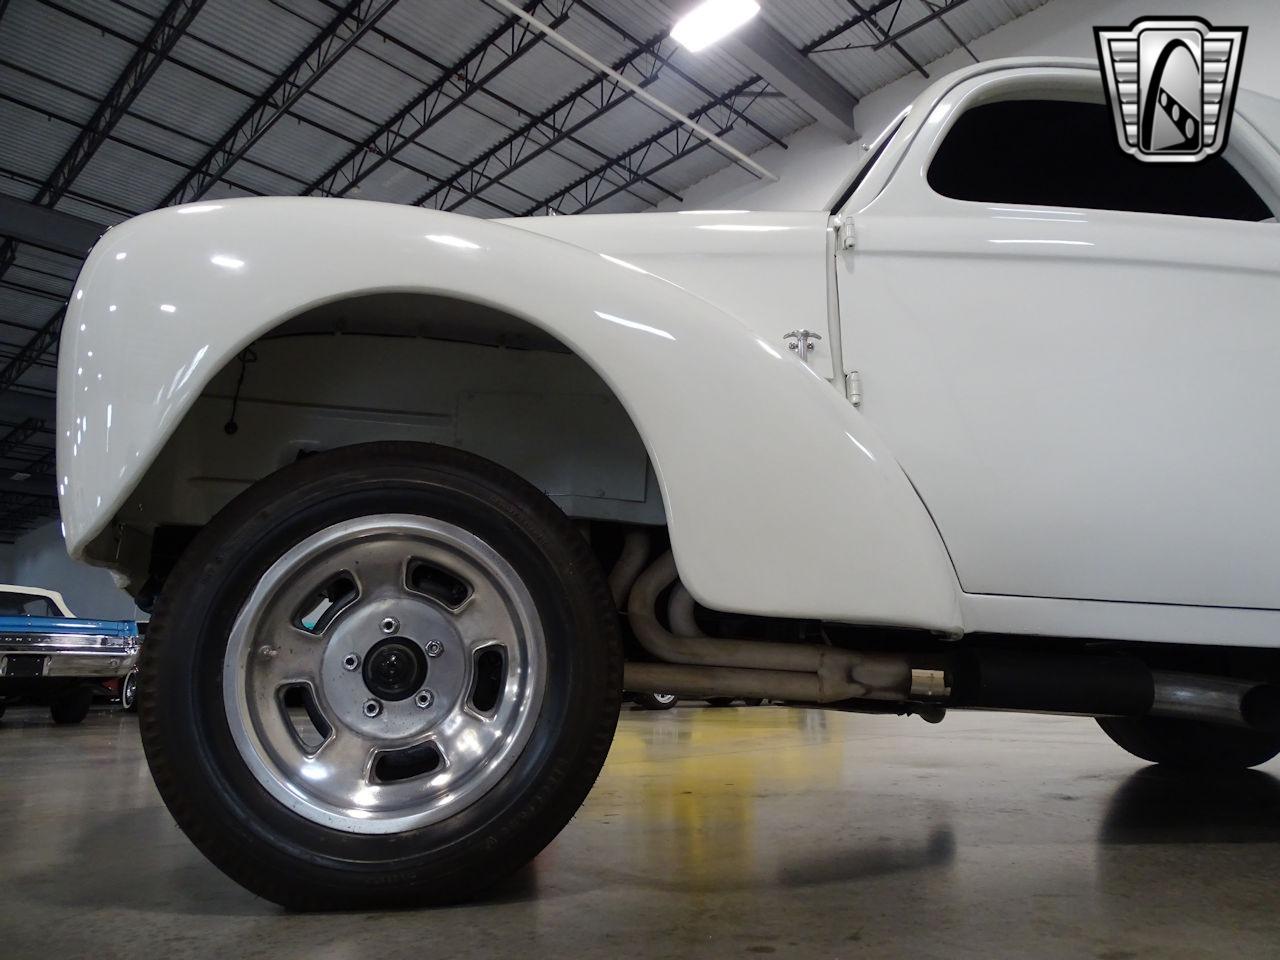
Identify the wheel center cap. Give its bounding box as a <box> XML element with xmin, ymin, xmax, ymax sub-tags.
<box><xmin>362</xmin><ymin>637</ymin><xmax>427</xmax><ymax>701</ymax></box>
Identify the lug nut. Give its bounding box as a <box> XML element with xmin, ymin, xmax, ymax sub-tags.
<box><xmin>363</xmin><ymin>698</ymin><xmax>382</xmax><ymax>718</ymax></box>
<box><xmin>258</xmin><ymin>645</ymin><xmax>278</xmax><ymax>659</ymax></box>
<box><xmin>342</xmin><ymin>653</ymin><xmax>360</xmax><ymax>671</ymax></box>
<box><xmin>425</xmin><ymin>639</ymin><xmax>443</xmax><ymax>658</ymax></box>
<box><xmin>380</xmin><ymin>617</ymin><xmax>399</xmax><ymax>634</ymax></box>
<box><xmin>414</xmin><ymin>690</ymin><xmax>434</xmax><ymax>709</ymax></box>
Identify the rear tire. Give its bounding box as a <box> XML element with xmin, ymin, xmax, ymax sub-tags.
<box><xmin>120</xmin><ymin>669</ymin><xmax>139</xmax><ymax>712</ymax></box>
<box><xmin>634</xmin><ymin>692</ymin><xmax>678</xmax><ymax>710</ymax></box>
<box><xmin>1097</xmin><ymin>716</ymin><xmax>1280</xmax><ymax>770</ymax></box>
<box><xmin>140</xmin><ymin>442</ymin><xmax>622</xmax><ymax>910</ymax></box>
<box><xmin>50</xmin><ymin>687</ymin><xmax>92</xmax><ymax>725</ymax></box>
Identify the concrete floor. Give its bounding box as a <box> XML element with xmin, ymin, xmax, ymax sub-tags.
<box><xmin>1</xmin><ymin>704</ymin><xmax>1278</xmax><ymax>960</ymax></box>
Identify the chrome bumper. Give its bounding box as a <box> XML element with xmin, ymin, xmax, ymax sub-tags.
<box><xmin>0</xmin><ymin>638</ymin><xmax>139</xmax><ymax>679</ymax></box>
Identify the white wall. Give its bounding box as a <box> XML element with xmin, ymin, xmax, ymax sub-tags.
<box><xmin>659</xmin><ymin>0</ymin><xmax>1280</xmax><ymax>212</ymax></box>
<box><xmin>0</xmin><ymin>522</ymin><xmax>140</xmax><ymax>619</ymax></box>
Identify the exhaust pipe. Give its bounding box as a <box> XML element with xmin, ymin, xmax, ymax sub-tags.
<box><xmin>625</xmin><ymin>551</ymin><xmax>917</xmax><ymax>703</ymax></box>
<box><xmin>614</xmin><ymin>539</ymin><xmax>1280</xmax><ymax>732</ymax></box>
<box><xmin>1151</xmin><ymin>671</ymin><xmax>1280</xmax><ymax>732</ymax></box>
<box><xmin>924</xmin><ymin>651</ymin><xmax>1280</xmax><ymax>733</ymax></box>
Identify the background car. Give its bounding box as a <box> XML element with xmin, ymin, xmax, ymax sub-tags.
<box><xmin>0</xmin><ymin>585</ymin><xmax>141</xmax><ymax>724</ymax></box>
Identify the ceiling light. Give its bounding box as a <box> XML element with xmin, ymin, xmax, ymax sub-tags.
<box><xmin>670</xmin><ymin>0</ymin><xmax>760</xmax><ymax>52</ymax></box>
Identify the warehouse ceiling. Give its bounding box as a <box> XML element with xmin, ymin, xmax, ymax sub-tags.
<box><xmin>0</xmin><ymin>0</ymin><xmax>1043</xmax><ymax>543</ymax></box>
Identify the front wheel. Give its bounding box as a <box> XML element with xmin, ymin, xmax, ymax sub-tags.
<box><xmin>140</xmin><ymin>443</ymin><xmax>622</xmax><ymax>910</ymax></box>
<box><xmin>1097</xmin><ymin>716</ymin><xmax>1280</xmax><ymax>770</ymax></box>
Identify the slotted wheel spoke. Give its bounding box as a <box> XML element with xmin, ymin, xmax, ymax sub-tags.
<box><xmin>452</xmin><ymin>579</ymin><xmax>519</xmax><ymax>653</ymax></box>
<box><xmin>224</xmin><ymin>514</ymin><xmax>546</xmax><ymax>833</ymax></box>
<box><xmin>433</xmin><ymin>710</ymin><xmax>503</xmax><ymax>770</ymax></box>
<box><xmin>255</xmin><ymin>624</ymin><xmax>325</xmax><ymax>686</ymax></box>
<box><xmin>347</xmin><ymin>539</ymin><xmax>411</xmax><ymax>600</ymax></box>
<box><xmin>308</xmin><ymin>727</ymin><xmax>377</xmax><ymax>789</ymax></box>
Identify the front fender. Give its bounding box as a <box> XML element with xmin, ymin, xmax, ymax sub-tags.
<box><xmin>59</xmin><ymin>198</ymin><xmax>959</xmax><ymax>629</ymax></box>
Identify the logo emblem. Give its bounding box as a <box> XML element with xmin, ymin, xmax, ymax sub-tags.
<box><xmin>1094</xmin><ymin>17</ymin><xmax>1246</xmax><ymax>163</ymax></box>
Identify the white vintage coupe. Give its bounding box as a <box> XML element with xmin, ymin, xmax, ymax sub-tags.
<box><xmin>57</xmin><ymin>58</ymin><xmax>1280</xmax><ymax>909</ymax></box>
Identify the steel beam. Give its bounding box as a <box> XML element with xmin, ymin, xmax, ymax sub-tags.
<box><xmin>0</xmin><ymin>393</ymin><xmax>55</xmax><ymax>423</ymax></box>
<box><xmin>0</xmin><ymin>311</ymin><xmax>64</xmax><ymax>400</ymax></box>
<box><xmin>161</xmin><ymin>0</ymin><xmax>402</xmax><ymax>206</ymax></box>
<box><xmin>0</xmin><ymin>0</ymin><xmax>206</xmax><ymax>277</ymax></box>
<box><xmin>845</xmin><ymin>0</ymin><xmax>930</xmax><ymax>78</ymax></box>
<box><xmin>304</xmin><ymin>0</ymin><xmax>571</xmax><ymax>198</ymax></box>
<box><xmin>803</xmin><ymin>0</ymin><xmax>899</xmax><ymax>53</ymax></box>
<box><xmin>0</xmin><ymin>419</ymin><xmax>45</xmax><ymax>465</ymax></box>
<box><xmin>0</xmin><ymin>196</ymin><xmax>103</xmax><ymax>257</ymax></box>
<box><xmin>871</xmin><ymin>0</ymin><xmax>975</xmax><ymax>50</ymax></box>
<box><xmin>725</xmin><ymin>17</ymin><xmax>859</xmax><ymax>140</ymax></box>
<box><xmin>524</xmin><ymin>78</ymin><xmax>769</xmax><ymax>216</ymax></box>
<box><xmin>0</xmin><ymin>0</ymin><xmax>205</xmax><ymax>406</ymax></box>
<box><xmin>415</xmin><ymin>32</ymin><xmax>674</xmax><ymax>211</ymax></box>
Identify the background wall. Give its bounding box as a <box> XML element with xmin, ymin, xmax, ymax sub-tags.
<box><xmin>658</xmin><ymin>0</ymin><xmax>1280</xmax><ymax>212</ymax></box>
<box><xmin>5</xmin><ymin>0</ymin><xmax>1274</xmax><ymax>619</ymax></box>
<box><xmin>0</xmin><ymin>522</ymin><xmax>140</xmax><ymax>619</ymax></box>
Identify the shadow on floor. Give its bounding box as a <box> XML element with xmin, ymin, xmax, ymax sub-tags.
<box><xmin>1099</xmin><ymin>766</ymin><xmax>1280</xmax><ymax>844</ymax></box>
<box><xmin>776</xmin><ymin>825</ymin><xmax>957</xmax><ymax>887</ymax></box>
<box><xmin>17</xmin><ymin>801</ymin><xmax>545</xmax><ymax>917</ymax></box>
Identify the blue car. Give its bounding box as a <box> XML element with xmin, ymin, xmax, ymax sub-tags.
<box><xmin>0</xmin><ymin>584</ymin><xmax>141</xmax><ymax>724</ymax></box>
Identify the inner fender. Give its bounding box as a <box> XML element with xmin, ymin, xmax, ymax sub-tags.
<box><xmin>59</xmin><ymin>197</ymin><xmax>960</xmax><ymax>629</ymax></box>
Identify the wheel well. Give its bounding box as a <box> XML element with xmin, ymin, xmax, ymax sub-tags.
<box><xmin>110</xmin><ymin>292</ymin><xmax>665</xmax><ymax>599</ymax></box>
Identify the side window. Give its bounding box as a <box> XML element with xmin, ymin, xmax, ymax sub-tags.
<box><xmin>927</xmin><ymin>99</ymin><xmax>1272</xmax><ymax>221</ymax></box>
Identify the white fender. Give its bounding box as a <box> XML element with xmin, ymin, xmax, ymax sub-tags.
<box><xmin>58</xmin><ymin>198</ymin><xmax>960</xmax><ymax>629</ymax></box>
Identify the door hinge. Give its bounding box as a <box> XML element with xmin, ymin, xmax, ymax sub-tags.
<box><xmin>836</xmin><ymin>217</ymin><xmax>855</xmax><ymax>251</ymax></box>
<box><xmin>845</xmin><ymin>370</ymin><xmax>863</xmax><ymax>406</ymax></box>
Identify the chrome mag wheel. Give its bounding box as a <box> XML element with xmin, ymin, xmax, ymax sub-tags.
<box><xmin>223</xmin><ymin>514</ymin><xmax>547</xmax><ymax>834</ymax></box>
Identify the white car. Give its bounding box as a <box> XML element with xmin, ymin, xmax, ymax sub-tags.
<box><xmin>57</xmin><ymin>57</ymin><xmax>1280</xmax><ymax>909</ymax></box>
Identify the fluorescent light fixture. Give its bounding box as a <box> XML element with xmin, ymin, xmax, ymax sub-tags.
<box><xmin>670</xmin><ymin>0</ymin><xmax>760</xmax><ymax>52</ymax></box>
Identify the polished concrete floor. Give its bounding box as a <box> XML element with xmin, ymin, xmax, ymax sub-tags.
<box><xmin>1</xmin><ymin>702</ymin><xmax>1278</xmax><ymax>959</ymax></box>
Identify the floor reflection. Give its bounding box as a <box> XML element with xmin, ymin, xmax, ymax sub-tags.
<box><xmin>1100</xmin><ymin>766</ymin><xmax>1280</xmax><ymax>845</ymax></box>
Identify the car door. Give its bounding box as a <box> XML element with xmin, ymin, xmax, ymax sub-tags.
<box><xmin>836</xmin><ymin>67</ymin><xmax>1280</xmax><ymax>610</ymax></box>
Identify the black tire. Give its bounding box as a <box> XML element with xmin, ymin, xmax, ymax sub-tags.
<box><xmin>634</xmin><ymin>692</ymin><xmax>678</xmax><ymax>710</ymax></box>
<box><xmin>1097</xmin><ymin>716</ymin><xmax>1280</xmax><ymax>770</ymax></box>
<box><xmin>0</xmin><ymin>699</ymin><xmax>6</xmax><ymax>721</ymax></box>
<box><xmin>140</xmin><ymin>442</ymin><xmax>622</xmax><ymax>910</ymax></box>
<box><xmin>120</xmin><ymin>669</ymin><xmax>139</xmax><ymax>712</ymax></box>
<box><xmin>50</xmin><ymin>686</ymin><xmax>92</xmax><ymax>725</ymax></box>
<box><xmin>742</xmin><ymin>698</ymin><xmax>765</xmax><ymax>707</ymax></box>
<box><xmin>706</xmin><ymin>697</ymin><xmax>736</xmax><ymax>707</ymax></box>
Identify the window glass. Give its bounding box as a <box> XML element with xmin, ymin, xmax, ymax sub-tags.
<box><xmin>927</xmin><ymin>99</ymin><xmax>1272</xmax><ymax>221</ymax></box>
<box><xmin>0</xmin><ymin>593</ymin><xmax>59</xmax><ymax>617</ymax></box>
